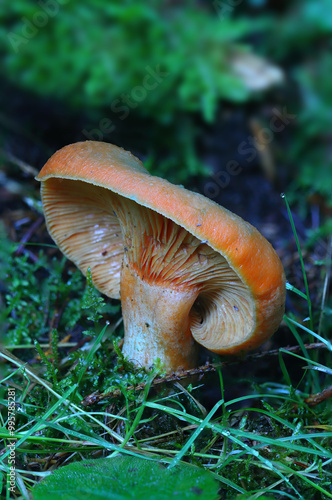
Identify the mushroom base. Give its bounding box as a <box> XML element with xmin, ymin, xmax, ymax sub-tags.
<box><xmin>120</xmin><ymin>262</ymin><xmax>199</xmax><ymax>372</ymax></box>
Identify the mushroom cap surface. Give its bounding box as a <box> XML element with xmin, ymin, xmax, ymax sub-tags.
<box><xmin>37</xmin><ymin>141</ymin><xmax>285</xmax><ymax>356</ymax></box>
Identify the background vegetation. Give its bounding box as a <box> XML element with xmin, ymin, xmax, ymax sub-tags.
<box><xmin>0</xmin><ymin>1</ymin><xmax>331</xmax><ymax>499</ymax></box>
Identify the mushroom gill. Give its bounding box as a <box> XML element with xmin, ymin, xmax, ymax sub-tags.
<box><xmin>42</xmin><ymin>176</ymin><xmax>255</xmax><ymax>365</ymax></box>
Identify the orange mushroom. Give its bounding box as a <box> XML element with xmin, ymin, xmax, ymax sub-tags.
<box><xmin>37</xmin><ymin>141</ymin><xmax>285</xmax><ymax>372</ymax></box>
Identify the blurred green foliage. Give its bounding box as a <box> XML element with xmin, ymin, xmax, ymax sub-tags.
<box><xmin>0</xmin><ymin>1</ymin><xmax>274</xmax><ymax>180</ymax></box>
<box><xmin>261</xmin><ymin>0</ymin><xmax>332</xmax><ymax>205</ymax></box>
<box><xmin>0</xmin><ymin>0</ymin><xmax>331</xmax><ymax>201</ymax></box>
<box><xmin>291</xmin><ymin>56</ymin><xmax>332</xmax><ymax>201</ymax></box>
<box><xmin>0</xmin><ymin>1</ymin><xmax>254</xmax><ymax>120</ymax></box>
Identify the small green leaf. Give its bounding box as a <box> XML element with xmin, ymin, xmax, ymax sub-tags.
<box><xmin>32</xmin><ymin>455</ymin><xmax>220</xmax><ymax>500</ymax></box>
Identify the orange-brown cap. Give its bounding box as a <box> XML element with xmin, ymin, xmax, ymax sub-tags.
<box><xmin>37</xmin><ymin>141</ymin><xmax>285</xmax><ymax>371</ymax></box>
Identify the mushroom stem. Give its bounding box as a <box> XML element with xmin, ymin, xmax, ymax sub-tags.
<box><xmin>120</xmin><ymin>261</ymin><xmax>199</xmax><ymax>372</ymax></box>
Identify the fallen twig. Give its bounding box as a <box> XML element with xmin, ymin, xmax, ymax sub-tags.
<box><xmin>303</xmin><ymin>385</ymin><xmax>332</xmax><ymax>407</ymax></box>
<box><xmin>81</xmin><ymin>341</ymin><xmax>329</xmax><ymax>405</ymax></box>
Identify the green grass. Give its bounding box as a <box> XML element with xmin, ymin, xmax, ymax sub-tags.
<box><xmin>0</xmin><ymin>202</ymin><xmax>331</xmax><ymax>499</ymax></box>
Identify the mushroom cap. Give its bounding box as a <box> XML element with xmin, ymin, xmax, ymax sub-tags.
<box><xmin>37</xmin><ymin>141</ymin><xmax>285</xmax><ymax>356</ymax></box>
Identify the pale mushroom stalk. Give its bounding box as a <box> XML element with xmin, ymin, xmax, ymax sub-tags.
<box><xmin>120</xmin><ymin>263</ymin><xmax>199</xmax><ymax>370</ymax></box>
<box><xmin>37</xmin><ymin>141</ymin><xmax>286</xmax><ymax>373</ymax></box>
